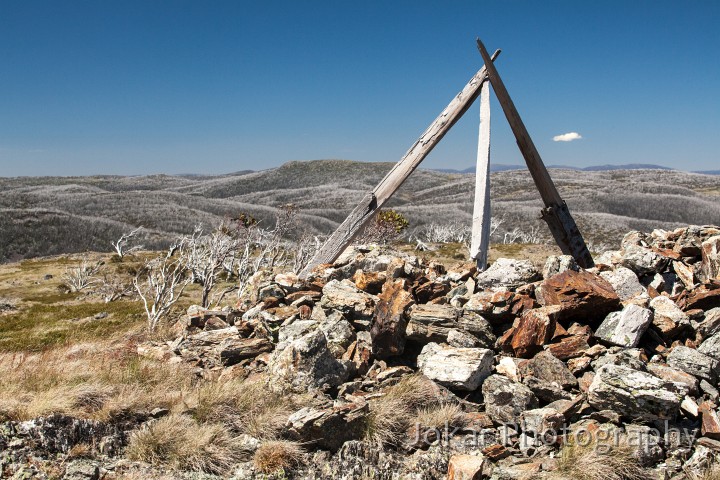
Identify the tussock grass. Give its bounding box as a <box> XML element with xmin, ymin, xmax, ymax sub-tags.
<box><xmin>253</xmin><ymin>440</ymin><xmax>304</xmax><ymax>475</ymax></box>
<box><xmin>364</xmin><ymin>374</ymin><xmax>459</xmax><ymax>447</ymax></box>
<box><xmin>544</xmin><ymin>431</ymin><xmax>647</xmax><ymax>480</ymax></box>
<box><xmin>415</xmin><ymin>403</ymin><xmax>466</xmax><ymax>430</ymax></box>
<box><xmin>189</xmin><ymin>375</ymin><xmax>302</xmax><ymax>439</ymax></box>
<box><xmin>125</xmin><ymin>414</ymin><xmax>245</xmax><ymax>474</ymax></box>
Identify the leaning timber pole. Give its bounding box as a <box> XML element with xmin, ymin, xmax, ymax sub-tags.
<box><xmin>476</xmin><ymin>39</ymin><xmax>594</xmax><ymax>268</ymax></box>
<box><xmin>299</xmin><ymin>49</ymin><xmax>502</xmax><ymax>278</ymax></box>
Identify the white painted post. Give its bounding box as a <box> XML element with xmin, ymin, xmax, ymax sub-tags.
<box><xmin>470</xmin><ymin>82</ymin><xmax>492</xmax><ymax>271</ymax></box>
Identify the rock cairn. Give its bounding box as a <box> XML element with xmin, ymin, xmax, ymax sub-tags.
<box><xmin>5</xmin><ymin>225</ymin><xmax>720</xmax><ymax>479</ymax></box>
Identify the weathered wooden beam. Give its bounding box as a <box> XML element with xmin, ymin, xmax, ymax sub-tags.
<box><xmin>470</xmin><ymin>82</ymin><xmax>492</xmax><ymax>271</ymax></box>
<box><xmin>476</xmin><ymin>38</ymin><xmax>594</xmax><ymax>268</ymax></box>
<box><xmin>300</xmin><ymin>50</ymin><xmax>501</xmax><ymax>278</ymax></box>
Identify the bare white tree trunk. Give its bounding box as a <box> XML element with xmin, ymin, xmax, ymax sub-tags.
<box><xmin>470</xmin><ymin>82</ymin><xmax>492</xmax><ymax>271</ymax></box>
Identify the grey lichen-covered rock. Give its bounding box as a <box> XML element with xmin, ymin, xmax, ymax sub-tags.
<box><xmin>319</xmin><ymin>311</ymin><xmax>357</xmax><ymax>354</ymax></box>
<box><xmin>620</xmin><ymin>231</ymin><xmax>669</xmax><ymax>275</ymax></box>
<box><xmin>475</xmin><ymin>258</ymin><xmax>541</xmax><ymax>290</ymax></box>
<box><xmin>481</xmin><ymin>374</ymin><xmax>539</xmax><ymax>425</ymax></box>
<box><xmin>587</xmin><ymin>364</ymin><xmax>686</xmax><ymax>420</ymax></box>
<box><xmin>595</xmin><ymin>304</ymin><xmax>653</xmax><ymax>347</ymax></box>
<box><xmin>417</xmin><ymin>343</ymin><xmax>494</xmax><ymax>391</ymax></box>
<box><xmin>63</xmin><ymin>461</ymin><xmax>100</xmax><ymax>480</ymax></box>
<box><xmin>320</xmin><ymin>279</ymin><xmax>377</xmax><ymax>320</ymax></box>
<box><xmin>286</xmin><ymin>402</ymin><xmax>369</xmax><ymax>452</ymax></box>
<box><xmin>699</xmin><ymin>331</ymin><xmax>720</xmax><ymax>360</ymax></box>
<box><xmin>695</xmin><ymin>308</ymin><xmax>720</xmax><ymax>341</ymax></box>
<box><xmin>702</xmin><ymin>235</ymin><xmax>720</xmax><ymax>281</ymax></box>
<box><xmin>542</xmin><ymin>255</ymin><xmax>579</xmax><ymax>280</ymax></box>
<box><xmin>518</xmin><ymin>351</ymin><xmax>577</xmax><ymax>390</ymax></box>
<box><xmin>278</xmin><ymin>319</ymin><xmax>318</xmax><ymax>343</ymax></box>
<box><xmin>268</xmin><ymin>329</ymin><xmax>349</xmax><ymax>392</ymax></box>
<box><xmin>447</xmin><ymin>329</ymin><xmax>483</xmax><ymax>348</ymax></box>
<box><xmin>520</xmin><ymin>407</ymin><xmax>564</xmax><ymax>436</ymax></box>
<box><xmin>667</xmin><ymin>345</ymin><xmax>720</xmax><ymax>383</ymax></box>
<box><xmin>457</xmin><ymin>312</ymin><xmax>496</xmax><ymax>348</ymax></box>
<box><xmin>599</xmin><ymin>266</ymin><xmax>646</xmax><ymax>301</ymax></box>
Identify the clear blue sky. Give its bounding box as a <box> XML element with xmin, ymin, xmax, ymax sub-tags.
<box><xmin>1</xmin><ymin>1</ymin><xmax>718</xmax><ymax>176</ymax></box>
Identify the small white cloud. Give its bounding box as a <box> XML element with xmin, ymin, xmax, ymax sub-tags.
<box><xmin>553</xmin><ymin>132</ymin><xmax>583</xmax><ymax>142</ymax></box>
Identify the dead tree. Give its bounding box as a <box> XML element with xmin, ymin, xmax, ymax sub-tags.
<box><xmin>133</xmin><ymin>249</ymin><xmax>191</xmax><ymax>332</ymax></box>
<box><xmin>111</xmin><ymin>227</ymin><xmax>144</xmax><ymax>259</ymax></box>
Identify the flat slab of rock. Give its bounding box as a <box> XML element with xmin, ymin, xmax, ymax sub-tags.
<box><xmin>217</xmin><ymin>337</ymin><xmax>273</xmax><ymax>366</ymax></box>
<box><xmin>587</xmin><ymin>363</ymin><xmax>685</xmax><ymax>420</ymax></box>
<box><xmin>667</xmin><ymin>345</ymin><xmax>720</xmax><ymax>383</ymax></box>
<box><xmin>595</xmin><ymin>304</ymin><xmax>653</xmax><ymax>347</ymax></box>
<box><xmin>536</xmin><ymin>270</ymin><xmax>620</xmax><ymax>321</ymax></box>
<box><xmin>475</xmin><ymin>258</ymin><xmax>541</xmax><ymax>290</ymax></box>
<box><xmin>417</xmin><ymin>343</ymin><xmax>494</xmax><ymax>391</ymax></box>
<box><xmin>646</xmin><ymin>362</ymin><xmax>699</xmax><ymax>395</ymax></box>
<box><xmin>464</xmin><ymin>291</ymin><xmax>535</xmax><ymax>323</ymax></box>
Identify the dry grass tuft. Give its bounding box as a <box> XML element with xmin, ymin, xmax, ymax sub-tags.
<box><xmin>415</xmin><ymin>403</ymin><xmax>466</xmax><ymax>430</ymax></box>
<box><xmin>253</xmin><ymin>440</ymin><xmax>304</xmax><ymax>475</ymax></box>
<box><xmin>545</xmin><ymin>431</ymin><xmax>647</xmax><ymax>480</ymax></box>
<box><xmin>0</xmin><ymin>344</ymin><xmax>193</xmax><ymax>421</ymax></box>
<box><xmin>188</xmin><ymin>375</ymin><xmax>301</xmax><ymax>440</ymax></box>
<box><xmin>125</xmin><ymin>414</ymin><xmax>245</xmax><ymax>474</ymax></box>
<box><xmin>364</xmin><ymin>374</ymin><xmax>458</xmax><ymax>447</ymax></box>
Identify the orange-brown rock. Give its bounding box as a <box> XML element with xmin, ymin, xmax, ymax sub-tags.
<box><xmin>536</xmin><ymin>270</ymin><xmax>620</xmax><ymax>321</ymax></box>
<box><xmin>700</xmin><ymin>401</ymin><xmax>720</xmax><ymax>440</ymax></box>
<box><xmin>352</xmin><ymin>270</ymin><xmax>387</xmax><ymax>294</ymax></box>
<box><xmin>465</xmin><ymin>291</ymin><xmax>536</xmax><ymax>323</ymax></box>
<box><xmin>447</xmin><ymin>454</ymin><xmax>487</xmax><ymax>480</ymax></box>
<box><xmin>545</xmin><ymin>335</ymin><xmax>591</xmax><ymax>360</ymax></box>
<box><xmin>683</xmin><ymin>286</ymin><xmax>720</xmax><ymax>311</ymax></box>
<box><xmin>370</xmin><ymin>279</ymin><xmax>414</xmax><ymax>359</ymax></box>
<box><xmin>463</xmin><ymin>412</ymin><xmax>495</xmax><ymax>431</ymax></box>
<box><xmin>412</xmin><ymin>277</ymin><xmax>450</xmax><ymax>303</ymax></box>
<box><xmin>481</xmin><ymin>444</ymin><xmax>509</xmax><ymax>461</ymax></box>
<box><xmin>298</xmin><ymin>304</ymin><xmax>312</xmax><ymax>320</ymax></box>
<box><xmin>510</xmin><ymin>306</ymin><xmax>562</xmax><ymax>358</ymax></box>
<box><xmin>285</xmin><ymin>290</ymin><xmax>322</xmax><ymax>303</ymax></box>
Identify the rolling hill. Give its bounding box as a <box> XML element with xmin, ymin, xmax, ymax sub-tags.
<box><xmin>1</xmin><ymin>160</ymin><xmax>719</xmax><ymax>262</ymax></box>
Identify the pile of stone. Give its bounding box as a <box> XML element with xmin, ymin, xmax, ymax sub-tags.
<box><xmin>136</xmin><ymin>225</ymin><xmax>720</xmax><ymax>478</ymax></box>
